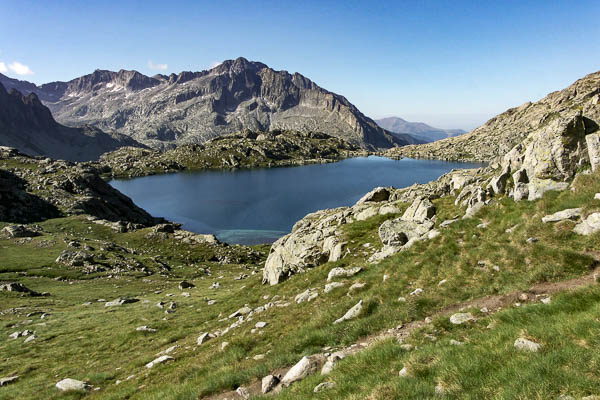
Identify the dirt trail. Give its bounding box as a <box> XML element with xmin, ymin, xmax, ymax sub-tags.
<box><xmin>204</xmin><ymin>264</ymin><xmax>600</xmax><ymax>400</ymax></box>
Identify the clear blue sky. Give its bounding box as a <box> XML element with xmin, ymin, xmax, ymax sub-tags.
<box><xmin>1</xmin><ymin>0</ymin><xmax>599</xmax><ymax>130</ymax></box>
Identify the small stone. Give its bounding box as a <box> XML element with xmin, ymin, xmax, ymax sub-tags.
<box><xmin>255</xmin><ymin>321</ymin><xmax>268</xmax><ymax>329</ymax></box>
<box><xmin>450</xmin><ymin>312</ymin><xmax>474</xmax><ymax>325</ymax></box>
<box><xmin>514</xmin><ymin>337</ymin><xmax>542</xmax><ymax>352</ymax></box>
<box><xmin>145</xmin><ymin>355</ymin><xmax>173</xmax><ymax>369</ymax></box>
<box><xmin>324</xmin><ymin>282</ymin><xmax>345</xmax><ymax>293</ymax></box>
<box><xmin>197</xmin><ymin>332</ymin><xmax>215</xmax><ymax>345</ymax></box>
<box><xmin>397</xmin><ymin>296</ymin><xmax>407</xmax><ymax>302</ymax></box>
<box><xmin>236</xmin><ymin>386</ymin><xmax>250</xmax><ymax>399</ymax></box>
<box><xmin>399</xmin><ymin>366</ymin><xmax>409</xmax><ymax>377</ymax></box>
<box><xmin>314</xmin><ymin>381</ymin><xmax>336</xmax><ymax>393</ymax></box>
<box><xmin>136</xmin><ymin>326</ymin><xmax>157</xmax><ymax>332</ymax></box>
<box><xmin>518</xmin><ymin>293</ymin><xmax>528</xmax><ymax>301</ymax></box>
<box><xmin>295</xmin><ymin>288</ymin><xmax>319</xmax><ymax>304</ymax></box>
<box><xmin>450</xmin><ymin>339</ymin><xmax>465</xmax><ymax>346</ymax></box>
<box><xmin>327</xmin><ymin>266</ymin><xmax>362</xmax><ymax>282</ymax></box>
<box><xmin>221</xmin><ymin>342</ymin><xmax>229</xmax><ymax>350</ymax></box>
<box><xmin>438</xmin><ymin>279</ymin><xmax>447</xmax><ymax>286</ymax></box>
<box><xmin>540</xmin><ymin>297</ymin><xmax>551</xmax><ymax>304</ymax></box>
<box><xmin>526</xmin><ymin>237</ymin><xmax>538</xmax><ymax>243</ymax></box>
<box><xmin>24</xmin><ymin>334</ymin><xmax>37</xmax><ymax>343</ymax></box>
<box><xmin>281</xmin><ymin>356</ymin><xmax>319</xmax><ymax>386</ymax></box>
<box><xmin>435</xmin><ymin>384</ymin><xmax>445</xmax><ymax>395</ymax></box>
<box><xmin>410</xmin><ymin>288</ymin><xmax>423</xmax><ymax>296</ymax></box>
<box><xmin>261</xmin><ymin>374</ymin><xmax>280</xmax><ymax>394</ymax></box>
<box><xmin>0</xmin><ymin>376</ymin><xmax>19</xmax><ymax>386</ymax></box>
<box><xmin>334</xmin><ymin>300</ymin><xmax>363</xmax><ymax>324</ymax></box>
<box><xmin>56</xmin><ymin>378</ymin><xmax>89</xmax><ymax>391</ymax></box>
<box><xmin>383</xmin><ymin>274</ymin><xmax>389</xmax><ymax>282</ymax></box>
<box><xmin>400</xmin><ymin>344</ymin><xmax>413</xmax><ymax>351</ymax></box>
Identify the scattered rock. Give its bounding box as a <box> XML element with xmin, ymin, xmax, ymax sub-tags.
<box><xmin>324</xmin><ymin>282</ymin><xmax>345</xmax><ymax>293</ymax></box>
<box><xmin>145</xmin><ymin>355</ymin><xmax>174</xmax><ymax>368</ymax></box>
<box><xmin>281</xmin><ymin>356</ymin><xmax>320</xmax><ymax>386</ymax></box>
<box><xmin>295</xmin><ymin>288</ymin><xmax>319</xmax><ymax>304</ymax></box>
<box><xmin>410</xmin><ymin>288</ymin><xmax>423</xmax><ymax>296</ymax></box>
<box><xmin>314</xmin><ymin>381</ymin><xmax>336</xmax><ymax>393</ymax></box>
<box><xmin>136</xmin><ymin>326</ymin><xmax>157</xmax><ymax>332</ymax></box>
<box><xmin>542</xmin><ymin>208</ymin><xmax>582</xmax><ymax>223</ymax></box>
<box><xmin>236</xmin><ymin>386</ymin><xmax>250</xmax><ymax>399</ymax></box>
<box><xmin>1</xmin><ymin>225</ymin><xmax>39</xmax><ymax>238</ymax></box>
<box><xmin>450</xmin><ymin>313</ymin><xmax>474</xmax><ymax>325</ymax></box>
<box><xmin>197</xmin><ymin>332</ymin><xmax>215</xmax><ymax>345</ymax></box>
<box><xmin>334</xmin><ymin>300</ymin><xmax>362</xmax><ymax>324</ymax></box>
<box><xmin>255</xmin><ymin>321</ymin><xmax>268</xmax><ymax>329</ymax></box>
<box><xmin>356</xmin><ymin>187</ymin><xmax>391</xmax><ymax>204</ymax></box>
<box><xmin>56</xmin><ymin>378</ymin><xmax>90</xmax><ymax>392</ymax></box>
<box><xmin>399</xmin><ymin>366</ymin><xmax>409</xmax><ymax>377</ymax></box>
<box><xmin>0</xmin><ymin>282</ymin><xmax>41</xmax><ymax>296</ymax></box>
<box><xmin>261</xmin><ymin>374</ymin><xmax>280</xmax><ymax>394</ymax></box>
<box><xmin>327</xmin><ymin>266</ymin><xmax>362</xmax><ymax>281</ymax></box>
<box><xmin>514</xmin><ymin>337</ymin><xmax>542</xmax><ymax>352</ymax></box>
<box><xmin>526</xmin><ymin>237</ymin><xmax>538</xmax><ymax>243</ymax></box>
<box><xmin>0</xmin><ymin>376</ymin><xmax>19</xmax><ymax>386</ymax></box>
<box><xmin>104</xmin><ymin>298</ymin><xmax>138</xmax><ymax>307</ymax></box>
<box><xmin>573</xmin><ymin>213</ymin><xmax>600</xmax><ymax>235</ymax></box>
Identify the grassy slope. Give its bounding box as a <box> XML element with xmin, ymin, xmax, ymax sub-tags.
<box><xmin>0</xmin><ymin>164</ymin><xmax>599</xmax><ymax>399</ymax></box>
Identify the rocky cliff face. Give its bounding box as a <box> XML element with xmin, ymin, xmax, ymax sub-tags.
<box><xmin>387</xmin><ymin>71</ymin><xmax>600</xmax><ymax>161</ymax></box>
<box><xmin>0</xmin><ymin>83</ymin><xmax>143</xmax><ymax>161</ymax></box>
<box><xmin>0</xmin><ymin>58</ymin><xmax>410</xmax><ymax>150</ymax></box>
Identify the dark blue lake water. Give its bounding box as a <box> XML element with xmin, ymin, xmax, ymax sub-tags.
<box><xmin>110</xmin><ymin>156</ymin><xmax>482</xmax><ymax>245</ymax></box>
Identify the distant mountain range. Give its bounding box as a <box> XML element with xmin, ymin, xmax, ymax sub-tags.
<box><xmin>0</xmin><ymin>83</ymin><xmax>142</xmax><ymax>161</ymax></box>
<box><xmin>0</xmin><ymin>58</ymin><xmax>417</xmax><ymax>151</ymax></box>
<box><xmin>375</xmin><ymin>117</ymin><xmax>466</xmax><ymax>143</ymax></box>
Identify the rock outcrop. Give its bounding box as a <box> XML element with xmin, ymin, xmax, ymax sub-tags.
<box><xmin>387</xmin><ymin>70</ymin><xmax>600</xmax><ymax>162</ymax></box>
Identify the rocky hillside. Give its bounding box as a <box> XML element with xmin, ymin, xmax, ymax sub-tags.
<box><xmin>387</xmin><ymin>71</ymin><xmax>600</xmax><ymax>161</ymax></box>
<box><xmin>0</xmin><ymin>146</ymin><xmax>158</xmax><ymax>227</ymax></box>
<box><xmin>97</xmin><ymin>130</ymin><xmax>362</xmax><ymax>178</ymax></box>
<box><xmin>0</xmin><ymin>83</ymin><xmax>143</xmax><ymax>161</ymax></box>
<box><xmin>0</xmin><ymin>59</ymin><xmax>411</xmax><ymax>150</ymax></box>
<box><xmin>376</xmin><ymin>116</ymin><xmax>466</xmax><ymax>142</ymax></box>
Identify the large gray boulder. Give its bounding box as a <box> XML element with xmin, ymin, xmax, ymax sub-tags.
<box><xmin>542</xmin><ymin>208</ymin><xmax>582</xmax><ymax>223</ymax></box>
<box><xmin>586</xmin><ymin>133</ymin><xmax>600</xmax><ymax>171</ymax></box>
<box><xmin>56</xmin><ymin>378</ymin><xmax>89</xmax><ymax>392</ymax></box>
<box><xmin>401</xmin><ymin>197</ymin><xmax>436</xmax><ymax>222</ymax></box>
<box><xmin>378</xmin><ymin>219</ymin><xmax>435</xmax><ymax>246</ymax></box>
<box><xmin>356</xmin><ymin>187</ymin><xmax>391</xmax><ymax>204</ymax></box>
<box><xmin>573</xmin><ymin>213</ymin><xmax>600</xmax><ymax>235</ymax></box>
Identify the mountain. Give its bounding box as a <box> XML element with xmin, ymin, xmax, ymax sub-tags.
<box><xmin>0</xmin><ymin>83</ymin><xmax>143</xmax><ymax>161</ymax></box>
<box><xmin>375</xmin><ymin>116</ymin><xmax>466</xmax><ymax>143</ymax></box>
<box><xmin>0</xmin><ymin>58</ymin><xmax>410</xmax><ymax>150</ymax></box>
<box><xmin>388</xmin><ymin>70</ymin><xmax>600</xmax><ymax>162</ymax></box>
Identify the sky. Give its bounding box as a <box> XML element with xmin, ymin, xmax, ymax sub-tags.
<box><xmin>1</xmin><ymin>0</ymin><xmax>599</xmax><ymax>130</ymax></box>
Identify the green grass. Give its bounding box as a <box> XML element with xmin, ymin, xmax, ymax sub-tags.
<box><xmin>270</xmin><ymin>285</ymin><xmax>600</xmax><ymax>399</ymax></box>
<box><xmin>0</xmin><ymin>170</ymin><xmax>598</xmax><ymax>399</ymax></box>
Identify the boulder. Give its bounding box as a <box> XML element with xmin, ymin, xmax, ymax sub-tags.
<box><xmin>333</xmin><ymin>300</ymin><xmax>363</xmax><ymax>324</ymax></box>
<box><xmin>197</xmin><ymin>332</ymin><xmax>215</xmax><ymax>345</ymax></box>
<box><xmin>401</xmin><ymin>197</ymin><xmax>436</xmax><ymax>222</ymax></box>
<box><xmin>573</xmin><ymin>213</ymin><xmax>600</xmax><ymax>235</ymax></box>
<box><xmin>514</xmin><ymin>337</ymin><xmax>542</xmax><ymax>352</ymax></box>
<box><xmin>295</xmin><ymin>288</ymin><xmax>319</xmax><ymax>304</ymax></box>
<box><xmin>327</xmin><ymin>266</ymin><xmax>362</xmax><ymax>282</ymax></box>
<box><xmin>324</xmin><ymin>282</ymin><xmax>345</xmax><ymax>293</ymax></box>
<box><xmin>488</xmin><ymin>167</ymin><xmax>511</xmax><ymax>195</ymax></box>
<box><xmin>145</xmin><ymin>355</ymin><xmax>174</xmax><ymax>368</ymax></box>
<box><xmin>513</xmin><ymin>182</ymin><xmax>529</xmax><ymax>202</ymax></box>
<box><xmin>104</xmin><ymin>298</ymin><xmax>138</xmax><ymax>307</ymax></box>
<box><xmin>378</xmin><ymin>219</ymin><xmax>434</xmax><ymax>246</ymax></box>
<box><xmin>355</xmin><ymin>206</ymin><xmax>379</xmax><ymax>221</ymax></box>
<box><xmin>262</xmin><ymin>374</ymin><xmax>280</xmax><ymax>394</ymax></box>
<box><xmin>521</xmin><ymin>112</ymin><xmax>588</xmax><ymax>182</ymax></box>
<box><xmin>281</xmin><ymin>356</ymin><xmax>320</xmax><ymax>386</ymax></box>
<box><xmin>449</xmin><ymin>313</ymin><xmax>474</xmax><ymax>325</ymax></box>
<box><xmin>356</xmin><ymin>187</ymin><xmax>391</xmax><ymax>204</ymax></box>
<box><xmin>0</xmin><ymin>282</ymin><xmax>40</xmax><ymax>296</ymax></box>
<box><xmin>586</xmin><ymin>133</ymin><xmax>600</xmax><ymax>172</ymax></box>
<box><xmin>542</xmin><ymin>208</ymin><xmax>582</xmax><ymax>223</ymax></box>
<box><xmin>0</xmin><ymin>376</ymin><xmax>19</xmax><ymax>386</ymax></box>
<box><xmin>178</xmin><ymin>280</ymin><xmax>195</xmax><ymax>290</ymax></box>
<box><xmin>527</xmin><ymin>179</ymin><xmax>569</xmax><ymax>201</ymax></box>
<box><xmin>1</xmin><ymin>225</ymin><xmax>39</xmax><ymax>238</ymax></box>
<box><xmin>56</xmin><ymin>378</ymin><xmax>89</xmax><ymax>391</ymax></box>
